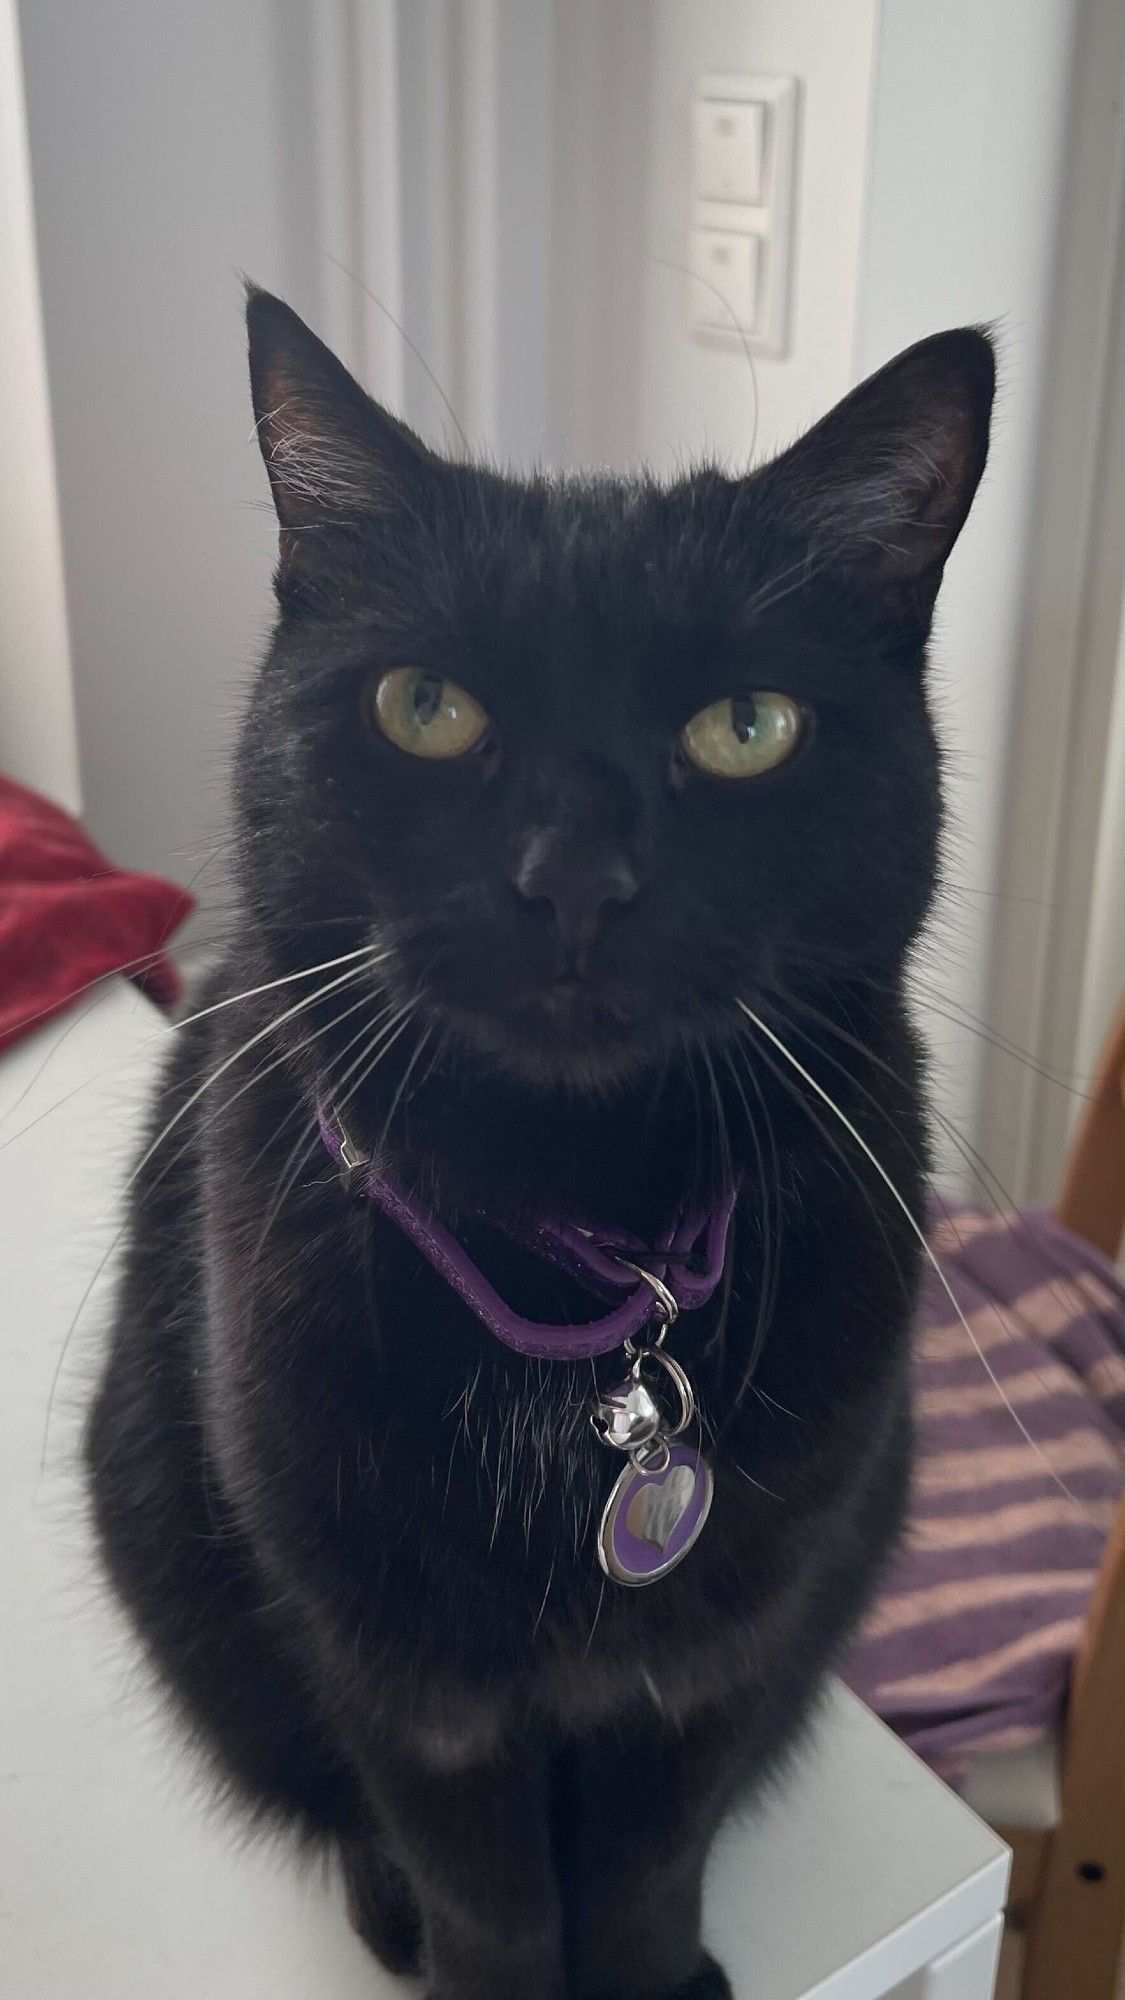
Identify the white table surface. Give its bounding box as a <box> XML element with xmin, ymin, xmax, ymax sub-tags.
<box><xmin>0</xmin><ymin>985</ymin><xmax>1010</xmax><ymax>2000</ymax></box>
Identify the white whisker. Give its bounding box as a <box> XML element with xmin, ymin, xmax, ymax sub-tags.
<box><xmin>736</xmin><ymin>999</ymin><xmax>1081</xmax><ymax>1506</ymax></box>
<box><xmin>127</xmin><ymin>960</ymin><xmax>376</xmax><ymax>1191</ymax></box>
<box><xmin>243</xmin><ymin>994</ymin><xmax>422</xmax><ymax>1284</ymax></box>
<box><xmin>36</xmin><ymin>975</ymin><xmax>389</xmax><ymax>1476</ymax></box>
<box><xmin>1</xmin><ymin>942</ymin><xmax>384</xmax><ymax>1151</ymax></box>
<box><xmin>187</xmin><ymin>983</ymin><xmax>385</xmax><ymax>1164</ymax></box>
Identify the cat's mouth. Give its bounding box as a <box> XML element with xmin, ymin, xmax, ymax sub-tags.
<box><xmin>520</xmin><ymin>967</ymin><xmax>640</xmax><ymax>1035</ymax></box>
<box><xmin>437</xmin><ymin>971</ymin><xmax>653</xmax><ymax>1089</ymax></box>
<box><xmin>535</xmin><ymin>972</ymin><xmax>631</xmax><ymax>1024</ymax></box>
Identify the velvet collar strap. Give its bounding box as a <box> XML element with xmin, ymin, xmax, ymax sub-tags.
<box><xmin>318</xmin><ymin>1108</ymin><xmax>738</xmax><ymax>1363</ymax></box>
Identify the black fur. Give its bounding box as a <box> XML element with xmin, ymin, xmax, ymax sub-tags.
<box><xmin>86</xmin><ymin>293</ymin><xmax>994</xmax><ymax>1998</ymax></box>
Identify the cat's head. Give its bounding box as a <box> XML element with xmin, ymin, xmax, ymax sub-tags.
<box><xmin>238</xmin><ymin>288</ymin><xmax>993</xmax><ymax>1096</ymax></box>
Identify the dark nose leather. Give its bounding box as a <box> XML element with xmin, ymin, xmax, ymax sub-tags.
<box><xmin>513</xmin><ymin>832</ymin><xmax>639</xmax><ymax>968</ymax></box>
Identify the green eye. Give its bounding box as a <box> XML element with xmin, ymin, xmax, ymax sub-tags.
<box><xmin>372</xmin><ymin>668</ymin><xmax>490</xmax><ymax>761</ymax></box>
<box><xmin>680</xmin><ymin>691</ymin><xmax>803</xmax><ymax>780</ymax></box>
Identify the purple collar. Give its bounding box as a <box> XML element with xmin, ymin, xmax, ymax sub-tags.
<box><xmin>318</xmin><ymin>1109</ymin><xmax>738</xmax><ymax>1363</ymax></box>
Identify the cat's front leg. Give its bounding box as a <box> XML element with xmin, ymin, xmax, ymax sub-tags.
<box><xmin>354</xmin><ymin>1734</ymin><xmax>565</xmax><ymax>2000</ymax></box>
<box><xmin>341</xmin><ymin>1833</ymin><xmax>423</xmax><ymax>1976</ymax></box>
<box><xmin>559</xmin><ymin>1716</ymin><xmax>737</xmax><ymax>2000</ymax></box>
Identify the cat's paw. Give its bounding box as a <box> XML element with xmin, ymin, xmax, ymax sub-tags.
<box><xmin>673</xmin><ymin>1956</ymin><xmax>733</xmax><ymax>2000</ymax></box>
<box><xmin>341</xmin><ymin>1837</ymin><xmax>423</xmax><ymax>1977</ymax></box>
<box><xmin>584</xmin><ymin>1952</ymin><xmax>733</xmax><ymax>2000</ymax></box>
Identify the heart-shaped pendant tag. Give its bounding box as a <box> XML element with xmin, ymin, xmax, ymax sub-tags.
<box><xmin>626</xmin><ymin>1464</ymin><xmax>696</xmax><ymax>1548</ymax></box>
<box><xmin>598</xmin><ymin>1446</ymin><xmax>713</xmax><ymax>1586</ymax></box>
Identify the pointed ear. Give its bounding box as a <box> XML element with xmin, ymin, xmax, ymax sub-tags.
<box><xmin>760</xmin><ymin>328</ymin><xmax>996</xmax><ymax>615</ymax></box>
<box><xmin>245</xmin><ymin>286</ymin><xmax>435</xmax><ymax>574</ymax></box>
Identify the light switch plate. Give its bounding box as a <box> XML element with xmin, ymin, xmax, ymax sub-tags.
<box><xmin>693</xmin><ymin>98</ymin><xmax>765</xmax><ymax>206</ymax></box>
<box><xmin>690</xmin><ymin>73</ymin><xmax>799</xmax><ymax>359</ymax></box>
<box><xmin>689</xmin><ymin>230</ymin><xmax>761</xmax><ymax>334</ymax></box>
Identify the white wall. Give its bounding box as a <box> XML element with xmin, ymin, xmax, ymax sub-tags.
<box><xmin>16</xmin><ymin>0</ymin><xmax>560</xmax><ymax>907</ymax></box>
<box><xmin>17</xmin><ymin>0</ymin><xmax>318</xmax><ymax>906</ymax></box>
<box><xmin>632</xmin><ymin>0</ymin><xmax>880</xmax><ymax>472</ymax></box>
<box><xmin>548</xmin><ymin>1</ymin><xmax>657</xmax><ymax>471</ymax></box>
<box><xmin>0</xmin><ymin>0</ymin><xmax>80</xmax><ymax>814</ymax></box>
<box><xmin>857</xmin><ymin>0</ymin><xmax>1080</xmax><ymax>1164</ymax></box>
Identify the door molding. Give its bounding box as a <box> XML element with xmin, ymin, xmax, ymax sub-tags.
<box><xmin>320</xmin><ymin>0</ymin><xmax>556</xmax><ymax>464</ymax></box>
<box><xmin>979</xmin><ymin>0</ymin><xmax>1125</xmax><ymax>1202</ymax></box>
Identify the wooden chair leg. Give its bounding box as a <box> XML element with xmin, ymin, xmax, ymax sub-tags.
<box><xmin>1020</xmin><ymin>1819</ymin><xmax>1125</xmax><ymax>2000</ymax></box>
<box><xmin>1001</xmin><ymin>1826</ymin><xmax>1049</xmax><ymax>1927</ymax></box>
<box><xmin>1009</xmin><ymin>1438</ymin><xmax>1125</xmax><ymax>2000</ymax></box>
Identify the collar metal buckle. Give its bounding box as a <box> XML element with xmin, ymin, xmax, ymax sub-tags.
<box><xmin>334</xmin><ymin>1118</ymin><xmax>370</xmax><ymax>1196</ymax></box>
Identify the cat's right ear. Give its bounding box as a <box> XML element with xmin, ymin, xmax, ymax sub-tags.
<box><xmin>245</xmin><ymin>285</ymin><xmax>435</xmax><ymax>579</ymax></box>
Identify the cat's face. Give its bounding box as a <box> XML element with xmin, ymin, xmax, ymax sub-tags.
<box><xmin>239</xmin><ymin>292</ymin><xmax>993</xmax><ymax>1094</ymax></box>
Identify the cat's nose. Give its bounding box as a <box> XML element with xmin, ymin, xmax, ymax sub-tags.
<box><xmin>513</xmin><ymin>833</ymin><xmax>639</xmax><ymax>969</ymax></box>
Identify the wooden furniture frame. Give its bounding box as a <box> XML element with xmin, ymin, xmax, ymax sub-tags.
<box><xmin>1002</xmin><ymin>996</ymin><xmax>1125</xmax><ymax>1998</ymax></box>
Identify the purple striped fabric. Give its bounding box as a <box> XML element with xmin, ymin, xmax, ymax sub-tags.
<box><xmin>841</xmin><ymin>1207</ymin><xmax>1125</xmax><ymax>1778</ymax></box>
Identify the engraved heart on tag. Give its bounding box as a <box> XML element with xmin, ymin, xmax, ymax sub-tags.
<box><xmin>626</xmin><ymin>1464</ymin><xmax>696</xmax><ymax>1550</ymax></box>
<box><xmin>598</xmin><ymin>1444</ymin><xmax>713</xmax><ymax>1586</ymax></box>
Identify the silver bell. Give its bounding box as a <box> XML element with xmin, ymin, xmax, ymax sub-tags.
<box><xmin>596</xmin><ymin>1377</ymin><xmax>662</xmax><ymax>1451</ymax></box>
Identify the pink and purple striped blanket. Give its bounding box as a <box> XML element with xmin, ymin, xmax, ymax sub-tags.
<box><xmin>842</xmin><ymin>1206</ymin><xmax>1125</xmax><ymax>1778</ymax></box>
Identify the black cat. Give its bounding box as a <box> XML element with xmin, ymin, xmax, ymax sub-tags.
<box><xmin>86</xmin><ymin>291</ymin><xmax>993</xmax><ymax>1999</ymax></box>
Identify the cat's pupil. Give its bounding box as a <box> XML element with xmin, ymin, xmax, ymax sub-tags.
<box><xmin>413</xmin><ymin>674</ymin><xmax>444</xmax><ymax>726</ymax></box>
<box><xmin>731</xmin><ymin>695</ymin><xmax>758</xmax><ymax>744</ymax></box>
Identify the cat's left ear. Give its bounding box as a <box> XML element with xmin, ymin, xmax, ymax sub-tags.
<box><xmin>246</xmin><ymin>285</ymin><xmax>437</xmax><ymax>575</ymax></box>
<box><xmin>758</xmin><ymin>327</ymin><xmax>996</xmax><ymax>616</ymax></box>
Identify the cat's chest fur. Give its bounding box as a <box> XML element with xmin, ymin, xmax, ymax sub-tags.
<box><xmin>203</xmin><ymin>1047</ymin><xmax>916</xmax><ymax>1756</ymax></box>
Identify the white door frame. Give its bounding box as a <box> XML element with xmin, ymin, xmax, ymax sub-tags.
<box><xmin>978</xmin><ymin>0</ymin><xmax>1125</xmax><ymax>1202</ymax></box>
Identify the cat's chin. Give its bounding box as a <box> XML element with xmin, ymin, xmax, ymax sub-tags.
<box><xmin>439</xmin><ymin>993</ymin><xmax>662</xmax><ymax>1097</ymax></box>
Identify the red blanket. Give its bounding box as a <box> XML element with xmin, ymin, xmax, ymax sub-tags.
<box><xmin>0</xmin><ymin>776</ymin><xmax>195</xmax><ymax>1053</ymax></box>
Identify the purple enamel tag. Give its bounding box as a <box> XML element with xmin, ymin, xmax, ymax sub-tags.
<box><xmin>597</xmin><ymin>1445</ymin><xmax>713</xmax><ymax>1587</ymax></box>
